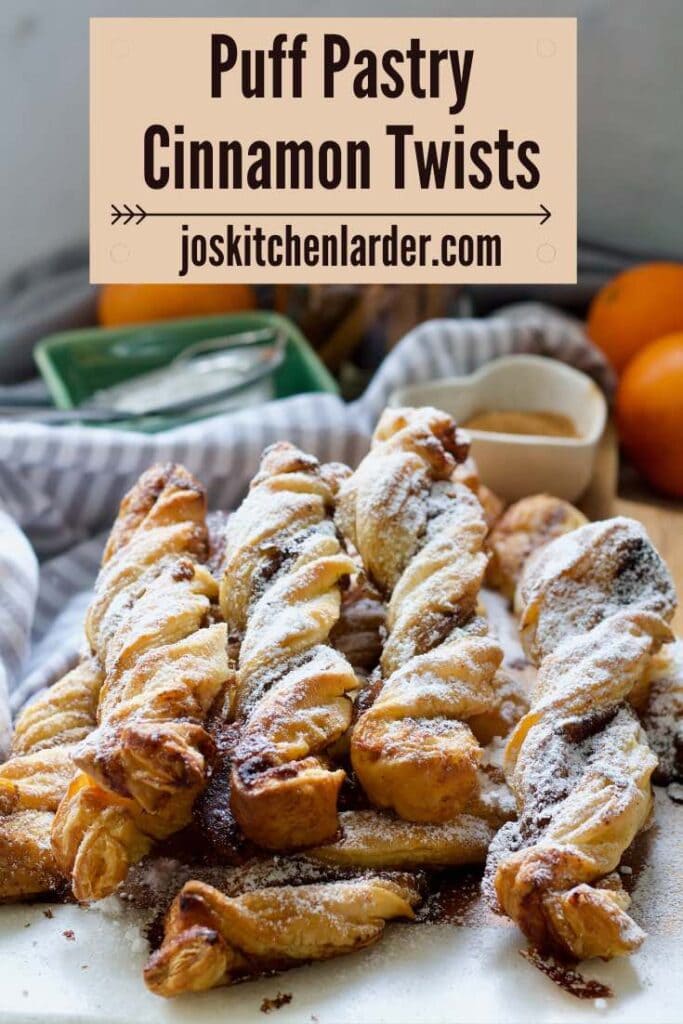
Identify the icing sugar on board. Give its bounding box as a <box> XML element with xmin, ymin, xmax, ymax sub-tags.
<box><xmin>0</xmin><ymin>790</ymin><xmax>679</xmax><ymax>1023</ymax></box>
<box><xmin>0</xmin><ymin>592</ymin><xmax>680</xmax><ymax>1024</ymax></box>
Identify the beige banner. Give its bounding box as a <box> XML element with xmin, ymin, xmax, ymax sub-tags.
<box><xmin>90</xmin><ymin>18</ymin><xmax>576</xmax><ymax>283</ymax></box>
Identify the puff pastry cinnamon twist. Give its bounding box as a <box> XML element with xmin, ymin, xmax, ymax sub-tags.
<box><xmin>516</xmin><ymin>516</ymin><xmax>677</xmax><ymax>665</ymax></box>
<box><xmin>488</xmin><ymin>517</ymin><xmax>677</xmax><ymax>959</ymax></box>
<box><xmin>485</xmin><ymin>498</ymin><xmax>683</xmax><ymax>783</ymax></box>
<box><xmin>144</xmin><ymin>875</ymin><xmax>420</xmax><ymax>997</ymax></box>
<box><xmin>485</xmin><ymin>494</ymin><xmax>587</xmax><ymax>602</ymax></box>
<box><xmin>307</xmin><ymin>808</ymin><xmax>495</xmax><ymax>869</ymax></box>
<box><xmin>52</xmin><ymin>464</ymin><xmax>230</xmax><ymax>901</ymax></box>
<box><xmin>337</xmin><ymin>408</ymin><xmax>504</xmax><ymax>822</ymax></box>
<box><xmin>352</xmin><ymin>634</ymin><xmax>504</xmax><ymax>822</ymax></box>
<box><xmin>220</xmin><ymin>444</ymin><xmax>358</xmax><ymax>850</ymax></box>
<box><xmin>0</xmin><ymin>659</ymin><xmax>103</xmax><ymax>900</ymax></box>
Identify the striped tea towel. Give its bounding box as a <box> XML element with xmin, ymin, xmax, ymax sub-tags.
<box><xmin>0</xmin><ymin>303</ymin><xmax>613</xmax><ymax>746</ymax></box>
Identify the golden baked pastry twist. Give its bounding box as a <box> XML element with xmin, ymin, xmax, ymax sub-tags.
<box><xmin>485</xmin><ymin>494</ymin><xmax>587</xmax><ymax>602</ymax></box>
<box><xmin>337</xmin><ymin>408</ymin><xmax>504</xmax><ymax>822</ymax></box>
<box><xmin>144</xmin><ymin>875</ymin><xmax>420</xmax><ymax>996</ymax></box>
<box><xmin>220</xmin><ymin>443</ymin><xmax>358</xmax><ymax>850</ymax></box>
<box><xmin>485</xmin><ymin>498</ymin><xmax>683</xmax><ymax>782</ymax></box>
<box><xmin>76</xmin><ymin>565</ymin><xmax>224</xmax><ymax>813</ymax></box>
<box><xmin>101</xmin><ymin>461</ymin><xmax>208</xmax><ymax>565</ymax></box>
<box><xmin>0</xmin><ymin>809</ymin><xmax>64</xmax><ymax>902</ymax></box>
<box><xmin>219</xmin><ymin>443</ymin><xmax>348</xmax><ymax>634</ymax></box>
<box><xmin>51</xmin><ymin>464</ymin><xmax>230</xmax><ymax>901</ymax></box>
<box><xmin>336</xmin><ymin>407</ymin><xmax>470</xmax><ymax>599</ymax></box>
<box><xmin>0</xmin><ymin>659</ymin><xmax>103</xmax><ymax>901</ymax></box>
<box><xmin>11</xmin><ymin>660</ymin><xmax>103</xmax><ymax>757</ymax></box>
<box><xmin>352</xmin><ymin>634</ymin><xmax>504</xmax><ymax>822</ymax></box>
<box><xmin>307</xmin><ymin>808</ymin><xmax>495</xmax><ymax>869</ymax></box>
<box><xmin>516</xmin><ymin>516</ymin><xmax>677</xmax><ymax>665</ymax></box>
<box><xmin>488</xmin><ymin>517</ymin><xmax>677</xmax><ymax>959</ymax></box>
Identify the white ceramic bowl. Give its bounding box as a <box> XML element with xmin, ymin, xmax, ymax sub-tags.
<box><xmin>389</xmin><ymin>355</ymin><xmax>608</xmax><ymax>503</ymax></box>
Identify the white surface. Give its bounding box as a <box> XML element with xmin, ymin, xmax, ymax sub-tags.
<box><xmin>0</xmin><ymin>499</ymin><xmax>679</xmax><ymax>1023</ymax></box>
<box><xmin>390</xmin><ymin>355</ymin><xmax>607</xmax><ymax>503</ymax></box>
<box><xmin>0</xmin><ymin>897</ymin><xmax>680</xmax><ymax>1024</ymax></box>
<box><xmin>1</xmin><ymin>786</ymin><xmax>681</xmax><ymax>1023</ymax></box>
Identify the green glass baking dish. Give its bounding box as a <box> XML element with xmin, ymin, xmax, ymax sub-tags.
<box><xmin>34</xmin><ymin>311</ymin><xmax>338</xmax><ymax>432</ymax></box>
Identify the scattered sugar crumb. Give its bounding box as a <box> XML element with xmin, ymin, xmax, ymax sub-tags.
<box><xmin>619</xmin><ymin>865</ymin><xmax>633</xmax><ymax>876</ymax></box>
<box><xmin>260</xmin><ymin>991</ymin><xmax>293</xmax><ymax>1013</ymax></box>
<box><xmin>42</xmin><ymin>909</ymin><xmax>53</xmax><ymax>919</ymax></box>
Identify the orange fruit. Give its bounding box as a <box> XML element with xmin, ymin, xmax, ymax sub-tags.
<box><xmin>616</xmin><ymin>331</ymin><xmax>683</xmax><ymax>497</ymax></box>
<box><xmin>98</xmin><ymin>283</ymin><xmax>257</xmax><ymax>327</ymax></box>
<box><xmin>587</xmin><ymin>262</ymin><xmax>683</xmax><ymax>374</ymax></box>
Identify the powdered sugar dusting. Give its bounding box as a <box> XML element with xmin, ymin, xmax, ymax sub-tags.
<box><xmin>483</xmin><ymin>514</ymin><xmax>680</xmax><ymax>960</ymax></box>
<box><xmin>519</xmin><ymin>518</ymin><xmax>677</xmax><ymax>662</ymax></box>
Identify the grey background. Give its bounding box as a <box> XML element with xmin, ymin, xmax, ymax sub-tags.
<box><xmin>1</xmin><ymin>0</ymin><xmax>682</xmax><ymax>286</ymax></box>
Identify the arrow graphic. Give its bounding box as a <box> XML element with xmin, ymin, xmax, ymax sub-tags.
<box><xmin>110</xmin><ymin>203</ymin><xmax>147</xmax><ymax>226</ymax></box>
<box><xmin>110</xmin><ymin>203</ymin><xmax>551</xmax><ymax>226</ymax></box>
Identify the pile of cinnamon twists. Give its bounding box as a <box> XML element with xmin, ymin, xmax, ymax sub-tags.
<box><xmin>0</xmin><ymin>406</ymin><xmax>679</xmax><ymax>998</ymax></box>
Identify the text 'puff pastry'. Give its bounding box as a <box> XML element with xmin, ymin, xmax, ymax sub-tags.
<box><xmin>487</xmin><ymin>517</ymin><xmax>677</xmax><ymax>960</ymax></box>
<box><xmin>337</xmin><ymin>408</ymin><xmax>506</xmax><ymax>822</ymax></box>
<box><xmin>220</xmin><ymin>443</ymin><xmax>358</xmax><ymax>850</ymax></box>
<box><xmin>51</xmin><ymin>464</ymin><xmax>230</xmax><ymax>902</ymax></box>
<box><xmin>144</xmin><ymin>875</ymin><xmax>420</xmax><ymax>997</ymax></box>
<box><xmin>0</xmin><ymin>659</ymin><xmax>103</xmax><ymax>901</ymax></box>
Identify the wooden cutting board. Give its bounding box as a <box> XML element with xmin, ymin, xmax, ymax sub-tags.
<box><xmin>577</xmin><ymin>421</ymin><xmax>683</xmax><ymax>634</ymax></box>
